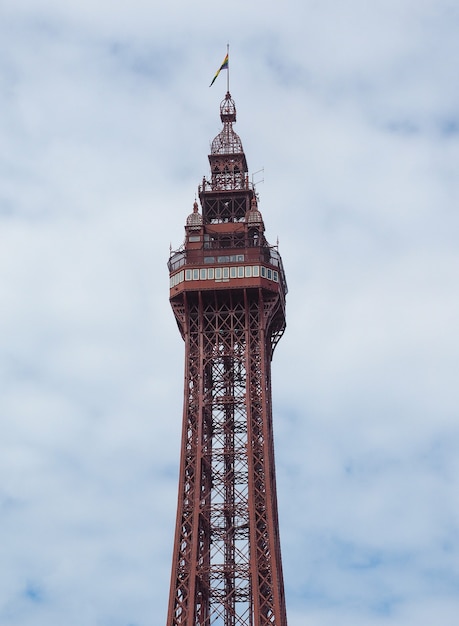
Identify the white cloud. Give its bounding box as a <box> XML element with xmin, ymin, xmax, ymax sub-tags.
<box><xmin>1</xmin><ymin>1</ymin><xmax>458</xmax><ymax>624</ymax></box>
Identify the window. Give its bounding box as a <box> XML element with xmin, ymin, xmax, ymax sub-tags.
<box><xmin>273</xmin><ymin>270</ymin><xmax>279</xmax><ymax>282</ymax></box>
<box><xmin>238</xmin><ymin>266</ymin><xmax>244</xmax><ymax>278</ymax></box>
<box><xmin>193</xmin><ymin>269</ymin><xmax>199</xmax><ymax>280</ymax></box>
<box><xmin>204</xmin><ymin>256</ymin><xmax>215</xmax><ymax>264</ymax></box>
<box><xmin>267</xmin><ymin>268</ymin><xmax>272</xmax><ymax>280</ymax></box>
<box><xmin>253</xmin><ymin>266</ymin><xmax>259</xmax><ymax>277</ymax></box>
<box><xmin>215</xmin><ymin>267</ymin><xmax>222</xmax><ymax>280</ymax></box>
<box><xmin>270</xmin><ymin>249</ymin><xmax>280</xmax><ymax>266</ymax></box>
<box><xmin>230</xmin><ymin>267</ymin><xmax>237</xmax><ymax>278</ymax></box>
<box><xmin>261</xmin><ymin>266</ymin><xmax>266</xmax><ymax>278</ymax></box>
<box><xmin>200</xmin><ymin>269</ymin><xmax>207</xmax><ymax>280</ymax></box>
<box><xmin>245</xmin><ymin>266</ymin><xmax>252</xmax><ymax>278</ymax></box>
<box><xmin>169</xmin><ymin>252</ymin><xmax>185</xmax><ymax>271</ymax></box>
<box><xmin>208</xmin><ymin>268</ymin><xmax>214</xmax><ymax>280</ymax></box>
<box><xmin>223</xmin><ymin>267</ymin><xmax>229</xmax><ymax>279</ymax></box>
<box><xmin>185</xmin><ymin>269</ymin><xmax>192</xmax><ymax>281</ymax></box>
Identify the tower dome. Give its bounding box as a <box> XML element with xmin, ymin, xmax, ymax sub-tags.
<box><xmin>246</xmin><ymin>197</ymin><xmax>264</xmax><ymax>226</ymax></box>
<box><xmin>207</xmin><ymin>92</ymin><xmax>248</xmax><ymax>195</ymax></box>
<box><xmin>211</xmin><ymin>92</ymin><xmax>244</xmax><ymax>156</ymax></box>
<box><xmin>186</xmin><ymin>201</ymin><xmax>203</xmax><ymax>229</ymax></box>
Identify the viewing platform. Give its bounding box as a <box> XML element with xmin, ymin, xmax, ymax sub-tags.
<box><xmin>168</xmin><ymin>244</ymin><xmax>287</xmax><ymax>297</ymax></box>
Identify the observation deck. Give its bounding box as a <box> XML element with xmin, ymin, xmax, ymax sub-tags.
<box><xmin>168</xmin><ymin>195</ymin><xmax>287</xmax><ymax>301</ymax></box>
<box><xmin>168</xmin><ymin>241</ymin><xmax>287</xmax><ymax>299</ymax></box>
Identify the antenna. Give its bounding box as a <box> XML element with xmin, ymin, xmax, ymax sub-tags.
<box><xmin>252</xmin><ymin>168</ymin><xmax>264</xmax><ymax>187</ymax></box>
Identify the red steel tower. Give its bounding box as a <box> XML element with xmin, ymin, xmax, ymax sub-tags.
<box><xmin>167</xmin><ymin>91</ymin><xmax>288</xmax><ymax>626</ymax></box>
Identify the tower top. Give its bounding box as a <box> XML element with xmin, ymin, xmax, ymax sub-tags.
<box><xmin>210</xmin><ymin>92</ymin><xmax>244</xmax><ymax>157</ymax></box>
<box><xmin>219</xmin><ymin>91</ymin><xmax>236</xmax><ymax>123</ymax></box>
<box><xmin>206</xmin><ymin>92</ymin><xmax>248</xmax><ymax>194</ymax></box>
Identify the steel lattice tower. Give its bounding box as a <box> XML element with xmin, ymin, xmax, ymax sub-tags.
<box><xmin>167</xmin><ymin>92</ymin><xmax>288</xmax><ymax>626</ymax></box>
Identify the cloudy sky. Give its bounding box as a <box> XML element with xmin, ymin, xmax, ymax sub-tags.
<box><xmin>1</xmin><ymin>1</ymin><xmax>458</xmax><ymax>625</ymax></box>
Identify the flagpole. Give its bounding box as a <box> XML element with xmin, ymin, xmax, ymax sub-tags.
<box><xmin>227</xmin><ymin>42</ymin><xmax>230</xmax><ymax>93</ymax></box>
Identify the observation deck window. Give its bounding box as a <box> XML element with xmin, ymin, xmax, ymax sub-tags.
<box><xmin>168</xmin><ymin>252</ymin><xmax>186</xmax><ymax>272</ymax></box>
<box><xmin>171</xmin><ymin>248</ymin><xmax>286</xmax><ymax>273</ymax></box>
<box><xmin>171</xmin><ymin>264</ymin><xmax>279</xmax><ymax>288</ymax></box>
<box><xmin>170</xmin><ymin>270</ymin><xmax>185</xmax><ymax>287</ymax></box>
<box><xmin>269</xmin><ymin>248</ymin><xmax>280</xmax><ymax>267</ymax></box>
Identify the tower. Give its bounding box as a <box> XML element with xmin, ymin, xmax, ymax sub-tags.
<box><xmin>167</xmin><ymin>91</ymin><xmax>288</xmax><ymax>626</ymax></box>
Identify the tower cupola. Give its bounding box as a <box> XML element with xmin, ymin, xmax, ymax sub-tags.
<box><xmin>208</xmin><ymin>92</ymin><xmax>248</xmax><ymax>192</ymax></box>
<box><xmin>246</xmin><ymin>196</ymin><xmax>264</xmax><ymax>228</ymax></box>
<box><xmin>185</xmin><ymin>201</ymin><xmax>203</xmax><ymax>230</ymax></box>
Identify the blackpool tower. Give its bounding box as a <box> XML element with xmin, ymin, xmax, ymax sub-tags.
<box><xmin>166</xmin><ymin>90</ymin><xmax>288</xmax><ymax>626</ymax></box>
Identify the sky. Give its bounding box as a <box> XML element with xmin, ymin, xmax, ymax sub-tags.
<box><xmin>1</xmin><ymin>1</ymin><xmax>458</xmax><ymax>625</ymax></box>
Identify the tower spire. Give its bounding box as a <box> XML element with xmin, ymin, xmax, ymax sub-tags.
<box><xmin>205</xmin><ymin>92</ymin><xmax>249</xmax><ymax>202</ymax></box>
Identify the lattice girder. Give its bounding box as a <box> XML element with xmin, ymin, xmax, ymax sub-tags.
<box><xmin>167</xmin><ymin>287</ymin><xmax>287</xmax><ymax>626</ymax></box>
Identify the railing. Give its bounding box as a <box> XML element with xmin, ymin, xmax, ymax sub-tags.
<box><xmin>199</xmin><ymin>177</ymin><xmax>254</xmax><ymax>194</ymax></box>
<box><xmin>169</xmin><ymin>247</ymin><xmax>277</xmax><ymax>272</ymax></box>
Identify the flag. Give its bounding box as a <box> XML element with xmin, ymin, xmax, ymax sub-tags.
<box><xmin>209</xmin><ymin>53</ymin><xmax>229</xmax><ymax>87</ymax></box>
